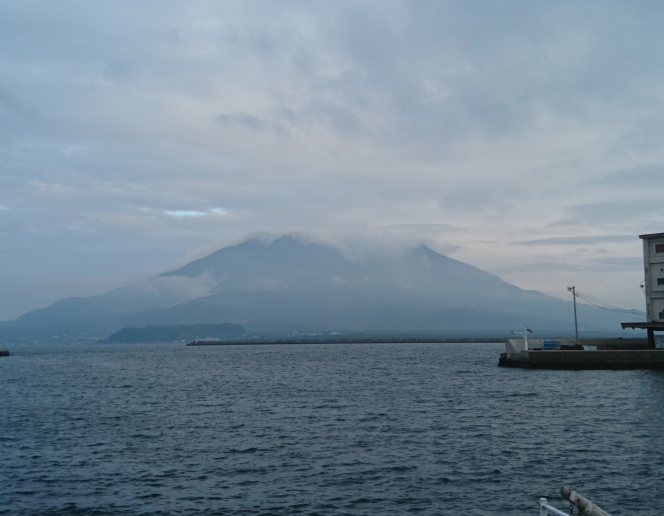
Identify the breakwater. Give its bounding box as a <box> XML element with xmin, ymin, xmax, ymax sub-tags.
<box><xmin>187</xmin><ymin>337</ymin><xmax>502</xmax><ymax>346</ymax></box>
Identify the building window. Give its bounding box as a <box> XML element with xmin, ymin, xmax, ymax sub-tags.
<box><xmin>658</xmin><ymin>278</ymin><xmax>664</xmax><ymax>286</ymax></box>
<box><xmin>656</xmin><ymin>243</ymin><xmax>664</xmax><ymax>253</ymax></box>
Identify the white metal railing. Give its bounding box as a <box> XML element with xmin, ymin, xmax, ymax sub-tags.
<box><xmin>539</xmin><ymin>498</ymin><xmax>570</xmax><ymax>516</ymax></box>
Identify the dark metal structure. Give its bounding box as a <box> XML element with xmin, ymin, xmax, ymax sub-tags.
<box><xmin>620</xmin><ymin>321</ymin><xmax>662</xmax><ymax>349</ymax></box>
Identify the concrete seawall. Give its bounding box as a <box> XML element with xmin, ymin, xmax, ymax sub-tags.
<box><xmin>499</xmin><ymin>349</ymin><xmax>664</xmax><ymax>370</ymax></box>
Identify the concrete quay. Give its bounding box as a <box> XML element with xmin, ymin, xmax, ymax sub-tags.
<box><xmin>498</xmin><ymin>349</ymin><xmax>664</xmax><ymax>370</ymax></box>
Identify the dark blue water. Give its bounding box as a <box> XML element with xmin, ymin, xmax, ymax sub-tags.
<box><xmin>2</xmin><ymin>342</ymin><xmax>664</xmax><ymax>515</ymax></box>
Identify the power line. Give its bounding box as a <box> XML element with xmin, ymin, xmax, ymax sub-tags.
<box><xmin>575</xmin><ymin>291</ymin><xmax>646</xmax><ymax>317</ymax></box>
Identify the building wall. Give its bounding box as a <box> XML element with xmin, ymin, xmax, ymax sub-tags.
<box><xmin>643</xmin><ymin>234</ymin><xmax>664</xmax><ymax>322</ymax></box>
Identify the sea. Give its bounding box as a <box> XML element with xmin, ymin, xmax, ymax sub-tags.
<box><xmin>2</xmin><ymin>341</ymin><xmax>664</xmax><ymax>515</ymax></box>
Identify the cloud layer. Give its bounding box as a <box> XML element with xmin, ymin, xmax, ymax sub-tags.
<box><xmin>1</xmin><ymin>1</ymin><xmax>663</xmax><ymax>319</ymax></box>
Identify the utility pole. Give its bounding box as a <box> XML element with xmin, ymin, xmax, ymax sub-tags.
<box><xmin>567</xmin><ymin>286</ymin><xmax>579</xmax><ymax>344</ymax></box>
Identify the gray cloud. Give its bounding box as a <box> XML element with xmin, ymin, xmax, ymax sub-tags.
<box><xmin>1</xmin><ymin>0</ymin><xmax>663</xmax><ymax>318</ymax></box>
<box><xmin>491</xmin><ymin>261</ymin><xmax>584</xmax><ymax>275</ymax></box>
<box><xmin>513</xmin><ymin>235</ymin><xmax>636</xmax><ymax>246</ymax></box>
<box><xmin>216</xmin><ymin>112</ymin><xmax>265</xmax><ymax>130</ymax></box>
<box><xmin>494</xmin><ymin>256</ymin><xmax>643</xmax><ymax>274</ymax></box>
<box><xmin>551</xmin><ymin>199</ymin><xmax>664</xmax><ymax>228</ymax></box>
<box><xmin>374</xmin><ymin>223</ymin><xmax>457</xmax><ymax>234</ymax></box>
<box><xmin>598</xmin><ymin>165</ymin><xmax>664</xmax><ymax>187</ymax></box>
<box><xmin>590</xmin><ymin>256</ymin><xmax>643</xmax><ymax>270</ymax></box>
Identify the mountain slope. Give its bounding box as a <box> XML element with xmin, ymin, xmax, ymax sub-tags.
<box><xmin>2</xmin><ymin>235</ymin><xmax>636</xmax><ymax>339</ymax></box>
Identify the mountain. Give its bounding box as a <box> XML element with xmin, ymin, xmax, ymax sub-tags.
<box><xmin>0</xmin><ymin>235</ymin><xmax>637</xmax><ymax>341</ymax></box>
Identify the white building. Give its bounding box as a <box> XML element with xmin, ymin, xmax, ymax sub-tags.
<box><xmin>640</xmin><ymin>232</ymin><xmax>664</xmax><ymax>322</ymax></box>
<box><xmin>621</xmin><ymin>232</ymin><xmax>664</xmax><ymax>348</ymax></box>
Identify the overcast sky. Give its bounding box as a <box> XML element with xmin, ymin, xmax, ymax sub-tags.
<box><xmin>1</xmin><ymin>0</ymin><xmax>663</xmax><ymax>320</ymax></box>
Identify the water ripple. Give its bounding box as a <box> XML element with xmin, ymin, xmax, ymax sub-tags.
<box><xmin>1</xmin><ymin>342</ymin><xmax>664</xmax><ymax>514</ymax></box>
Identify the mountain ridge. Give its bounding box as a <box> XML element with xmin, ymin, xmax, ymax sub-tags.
<box><xmin>0</xmin><ymin>235</ymin><xmax>637</xmax><ymax>342</ymax></box>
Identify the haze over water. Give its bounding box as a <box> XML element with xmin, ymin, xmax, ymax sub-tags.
<box><xmin>3</xmin><ymin>342</ymin><xmax>664</xmax><ymax>515</ymax></box>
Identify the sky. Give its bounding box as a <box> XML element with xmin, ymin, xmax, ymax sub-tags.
<box><xmin>1</xmin><ymin>0</ymin><xmax>663</xmax><ymax>320</ymax></box>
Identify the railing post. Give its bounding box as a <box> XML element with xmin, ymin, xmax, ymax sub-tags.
<box><xmin>540</xmin><ymin>497</ymin><xmax>548</xmax><ymax>516</ymax></box>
